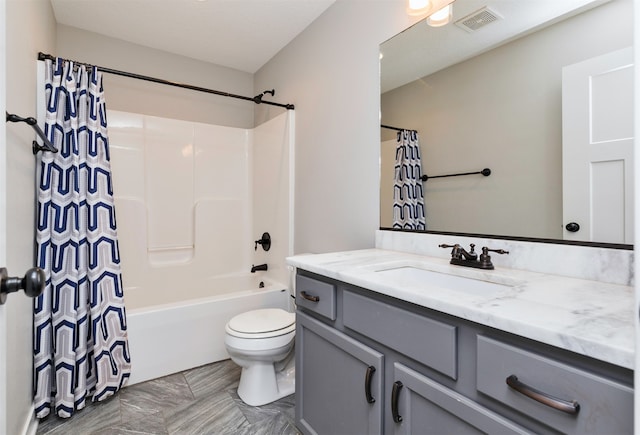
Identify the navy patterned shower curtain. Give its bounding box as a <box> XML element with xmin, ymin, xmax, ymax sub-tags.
<box><xmin>33</xmin><ymin>58</ymin><xmax>131</xmax><ymax>419</ymax></box>
<box><xmin>393</xmin><ymin>130</ymin><xmax>426</xmax><ymax>230</ymax></box>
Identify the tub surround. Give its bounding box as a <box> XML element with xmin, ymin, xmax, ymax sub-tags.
<box><xmin>109</xmin><ymin>110</ymin><xmax>294</xmax><ymax>307</ymax></box>
<box><xmin>287</xmin><ymin>246</ymin><xmax>634</xmax><ymax>370</ymax></box>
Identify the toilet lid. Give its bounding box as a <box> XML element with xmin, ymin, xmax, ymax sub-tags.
<box><xmin>227</xmin><ymin>308</ymin><xmax>295</xmax><ymax>335</ymax></box>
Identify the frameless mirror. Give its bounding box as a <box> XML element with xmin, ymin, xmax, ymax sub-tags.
<box><xmin>380</xmin><ymin>0</ymin><xmax>633</xmax><ymax>247</ymax></box>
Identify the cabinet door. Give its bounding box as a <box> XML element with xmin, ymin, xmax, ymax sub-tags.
<box><xmin>477</xmin><ymin>336</ymin><xmax>634</xmax><ymax>434</ymax></box>
<box><xmin>296</xmin><ymin>311</ymin><xmax>384</xmax><ymax>435</ymax></box>
<box><xmin>392</xmin><ymin>363</ymin><xmax>529</xmax><ymax>435</ymax></box>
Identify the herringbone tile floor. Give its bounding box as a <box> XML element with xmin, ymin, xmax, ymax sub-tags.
<box><xmin>35</xmin><ymin>359</ymin><xmax>299</xmax><ymax>435</ymax></box>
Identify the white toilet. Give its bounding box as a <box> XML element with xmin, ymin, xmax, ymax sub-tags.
<box><xmin>224</xmin><ymin>308</ymin><xmax>296</xmax><ymax>406</ymax></box>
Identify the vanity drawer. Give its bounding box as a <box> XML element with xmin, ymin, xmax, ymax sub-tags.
<box><xmin>296</xmin><ymin>274</ymin><xmax>336</xmax><ymax>320</ymax></box>
<box><xmin>343</xmin><ymin>290</ymin><xmax>457</xmax><ymax>379</ymax></box>
<box><xmin>476</xmin><ymin>336</ymin><xmax>633</xmax><ymax>434</ymax></box>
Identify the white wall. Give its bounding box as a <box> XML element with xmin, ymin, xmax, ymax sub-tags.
<box><xmin>253</xmin><ymin>112</ymin><xmax>294</xmax><ymax>285</ymax></box>
<box><xmin>254</xmin><ymin>0</ymin><xmax>421</xmax><ymax>254</ymax></box>
<box><xmin>380</xmin><ymin>0</ymin><xmax>633</xmax><ymax>239</ymax></box>
<box><xmin>57</xmin><ymin>25</ymin><xmax>255</xmax><ymax>128</ymax></box>
<box><xmin>4</xmin><ymin>1</ymin><xmax>56</xmax><ymax>434</ymax></box>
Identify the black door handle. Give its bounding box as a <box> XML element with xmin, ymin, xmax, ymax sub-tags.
<box><xmin>300</xmin><ymin>291</ymin><xmax>320</xmax><ymax>302</ymax></box>
<box><xmin>0</xmin><ymin>267</ymin><xmax>46</xmax><ymax>304</ymax></box>
<box><xmin>364</xmin><ymin>365</ymin><xmax>376</xmax><ymax>403</ymax></box>
<box><xmin>565</xmin><ymin>222</ymin><xmax>580</xmax><ymax>232</ymax></box>
<box><xmin>506</xmin><ymin>375</ymin><xmax>580</xmax><ymax>415</ymax></box>
<box><xmin>391</xmin><ymin>381</ymin><xmax>403</xmax><ymax>423</ymax></box>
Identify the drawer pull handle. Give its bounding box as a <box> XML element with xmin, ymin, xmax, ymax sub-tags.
<box><xmin>364</xmin><ymin>366</ymin><xmax>376</xmax><ymax>403</ymax></box>
<box><xmin>391</xmin><ymin>381</ymin><xmax>403</xmax><ymax>423</ymax></box>
<box><xmin>300</xmin><ymin>291</ymin><xmax>320</xmax><ymax>302</ymax></box>
<box><xmin>506</xmin><ymin>375</ymin><xmax>580</xmax><ymax>415</ymax></box>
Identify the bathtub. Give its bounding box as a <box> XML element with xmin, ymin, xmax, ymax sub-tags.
<box><xmin>125</xmin><ymin>274</ymin><xmax>291</xmax><ymax>385</ymax></box>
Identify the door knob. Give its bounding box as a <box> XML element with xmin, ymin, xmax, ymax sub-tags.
<box><xmin>565</xmin><ymin>222</ymin><xmax>580</xmax><ymax>232</ymax></box>
<box><xmin>0</xmin><ymin>267</ymin><xmax>46</xmax><ymax>304</ymax></box>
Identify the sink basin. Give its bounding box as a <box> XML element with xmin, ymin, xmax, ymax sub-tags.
<box><xmin>374</xmin><ymin>266</ymin><xmax>514</xmax><ymax>296</ymax></box>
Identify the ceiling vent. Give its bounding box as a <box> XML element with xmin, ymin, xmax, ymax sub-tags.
<box><xmin>455</xmin><ymin>6</ymin><xmax>503</xmax><ymax>33</ymax></box>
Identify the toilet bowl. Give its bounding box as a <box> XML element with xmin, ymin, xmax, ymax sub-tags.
<box><xmin>224</xmin><ymin>308</ymin><xmax>296</xmax><ymax>406</ymax></box>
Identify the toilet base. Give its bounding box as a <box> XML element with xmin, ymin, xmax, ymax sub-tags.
<box><xmin>237</xmin><ymin>357</ymin><xmax>295</xmax><ymax>406</ymax></box>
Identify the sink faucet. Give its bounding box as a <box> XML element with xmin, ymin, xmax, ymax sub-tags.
<box><xmin>439</xmin><ymin>243</ymin><xmax>478</xmax><ymax>261</ymax></box>
<box><xmin>439</xmin><ymin>243</ymin><xmax>509</xmax><ymax>270</ymax></box>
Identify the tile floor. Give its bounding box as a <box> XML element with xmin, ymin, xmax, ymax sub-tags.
<box><xmin>35</xmin><ymin>359</ymin><xmax>300</xmax><ymax>435</ymax></box>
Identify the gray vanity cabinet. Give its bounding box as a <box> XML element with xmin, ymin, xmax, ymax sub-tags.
<box><xmin>296</xmin><ymin>311</ymin><xmax>383</xmax><ymax>435</ymax></box>
<box><xmin>392</xmin><ymin>363</ymin><xmax>528</xmax><ymax>434</ymax></box>
<box><xmin>476</xmin><ymin>336</ymin><xmax>633</xmax><ymax>434</ymax></box>
<box><xmin>294</xmin><ymin>271</ymin><xmax>633</xmax><ymax>435</ymax></box>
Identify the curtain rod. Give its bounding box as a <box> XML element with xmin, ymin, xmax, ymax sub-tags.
<box><xmin>38</xmin><ymin>52</ymin><xmax>295</xmax><ymax>110</ymax></box>
<box><xmin>381</xmin><ymin>124</ymin><xmax>417</xmax><ymax>133</ymax></box>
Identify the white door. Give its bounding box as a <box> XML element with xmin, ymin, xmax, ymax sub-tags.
<box><xmin>0</xmin><ymin>1</ymin><xmax>7</xmax><ymax>433</ymax></box>
<box><xmin>562</xmin><ymin>47</ymin><xmax>634</xmax><ymax>244</ymax></box>
<box><xmin>0</xmin><ymin>2</ymin><xmax>7</xmax><ymax>435</ymax></box>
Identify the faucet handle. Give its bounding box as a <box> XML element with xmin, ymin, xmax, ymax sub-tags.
<box><xmin>483</xmin><ymin>247</ymin><xmax>509</xmax><ymax>255</ymax></box>
<box><xmin>478</xmin><ymin>247</ymin><xmax>509</xmax><ymax>270</ymax></box>
<box><xmin>439</xmin><ymin>243</ymin><xmax>462</xmax><ymax>260</ymax></box>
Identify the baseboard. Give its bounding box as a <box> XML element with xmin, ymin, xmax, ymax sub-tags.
<box><xmin>21</xmin><ymin>404</ymin><xmax>37</xmax><ymax>435</ymax></box>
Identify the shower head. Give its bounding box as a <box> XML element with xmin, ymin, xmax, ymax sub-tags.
<box><xmin>253</xmin><ymin>89</ymin><xmax>275</xmax><ymax>104</ymax></box>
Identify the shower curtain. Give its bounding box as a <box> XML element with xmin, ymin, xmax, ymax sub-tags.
<box><xmin>33</xmin><ymin>58</ymin><xmax>131</xmax><ymax>419</ymax></box>
<box><xmin>393</xmin><ymin>130</ymin><xmax>426</xmax><ymax>230</ymax></box>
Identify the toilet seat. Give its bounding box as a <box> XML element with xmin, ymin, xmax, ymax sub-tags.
<box><xmin>226</xmin><ymin>308</ymin><xmax>295</xmax><ymax>339</ymax></box>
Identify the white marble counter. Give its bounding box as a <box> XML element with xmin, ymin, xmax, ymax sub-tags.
<box><xmin>287</xmin><ymin>249</ymin><xmax>634</xmax><ymax>370</ymax></box>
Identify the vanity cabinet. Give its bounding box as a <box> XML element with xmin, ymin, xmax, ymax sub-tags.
<box><xmin>392</xmin><ymin>363</ymin><xmax>527</xmax><ymax>434</ymax></box>
<box><xmin>476</xmin><ymin>336</ymin><xmax>633</xmax><ymax>434</ymax></box>
<box><xmin>294</xmin><ymin>271</ymin><xmax>633</xmax><ymax>435</ymax></box>
<box><xmin>296</xmin><ymin>312</ymin><xmax>383</xmax><ymax>434</ymax></box>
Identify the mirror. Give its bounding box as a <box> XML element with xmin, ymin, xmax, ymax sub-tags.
<box><xmin>380</xmin><ymin>0</ymin><xmax>633</xmax><ymax>247</ymax></box>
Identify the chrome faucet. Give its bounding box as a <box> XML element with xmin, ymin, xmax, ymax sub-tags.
<box><xmin>439</xmin><ymin>243</ymin><xmax>509</xmax><ymax>270</ymax></box>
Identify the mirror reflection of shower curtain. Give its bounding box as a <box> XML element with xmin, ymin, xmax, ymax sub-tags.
<box><xmin>34</xmin><ymin>58</ymin><xmax>131</xmax><ymax>419</ymax></box>
<box><xmin>393</xmin><ymin>130</ymin><xmax>426</xmax><ymax>230</ymax></box>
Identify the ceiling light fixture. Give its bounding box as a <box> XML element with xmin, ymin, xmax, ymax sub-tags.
<box><xmin>427</xmin><ymin>3</ymin><xmax>453</xmax><ymax>27</ymax></box>
<box><xmin>407</xmin><ymin>0</ymin><xmax>432</xmax><ymax>16</ymax></box>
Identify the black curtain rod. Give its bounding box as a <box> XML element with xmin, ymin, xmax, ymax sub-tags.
<box><xmin>421</xmin><ymin>168</ymin><xmax>491</xmax><ymax>182</ymax></box>
<box><xmin>5</xmin><ymin>112</ymin><xmax>58</xmax><ymax>154</ymax></box>
<box><xmin>381</xmin><ymin>124</ymin><xmax>417</xmax><ymax>132</ymax></box>
<box><xmin>38</xmin><ymin>52</ymin><xmax>295</xmax><ymax>110</ymax></box>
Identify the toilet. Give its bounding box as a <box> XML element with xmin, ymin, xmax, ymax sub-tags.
<box><xmin>224</xmin><ymin>308</ymin><xmax>296</xmax><ymax>406</ymax></box>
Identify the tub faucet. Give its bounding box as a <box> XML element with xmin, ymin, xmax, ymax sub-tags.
<box><xmin>251</xmin><ymin>264</ymin><xmax>268</xmax><ymax>273</ymax></box>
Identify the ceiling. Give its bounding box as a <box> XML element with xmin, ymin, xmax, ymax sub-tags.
<box><xmin>380</xmin><ymin>0</ymin><xmax>609</xmax><ymax>92</ymax></box>
<box><xmin>49</xmin><ymin>0</ymin><xmax>336</xmax><ymax>74</ymax></box>
<box><xmin>50</xmin><ymin>0</ymin><xmax>609</xmax><ymax>86</ymax></box>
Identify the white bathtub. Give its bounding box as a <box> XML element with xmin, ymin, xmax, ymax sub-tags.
<box><xmin>125</xmin><ymin>274</ymin><xmax>291</xmax><ymax>385</ymax></box>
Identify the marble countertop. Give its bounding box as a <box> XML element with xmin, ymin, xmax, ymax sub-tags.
<box><xmin>287</xmin><ymin>249</ymin><xmax>634</xmax><ymax>370</ymax></box>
